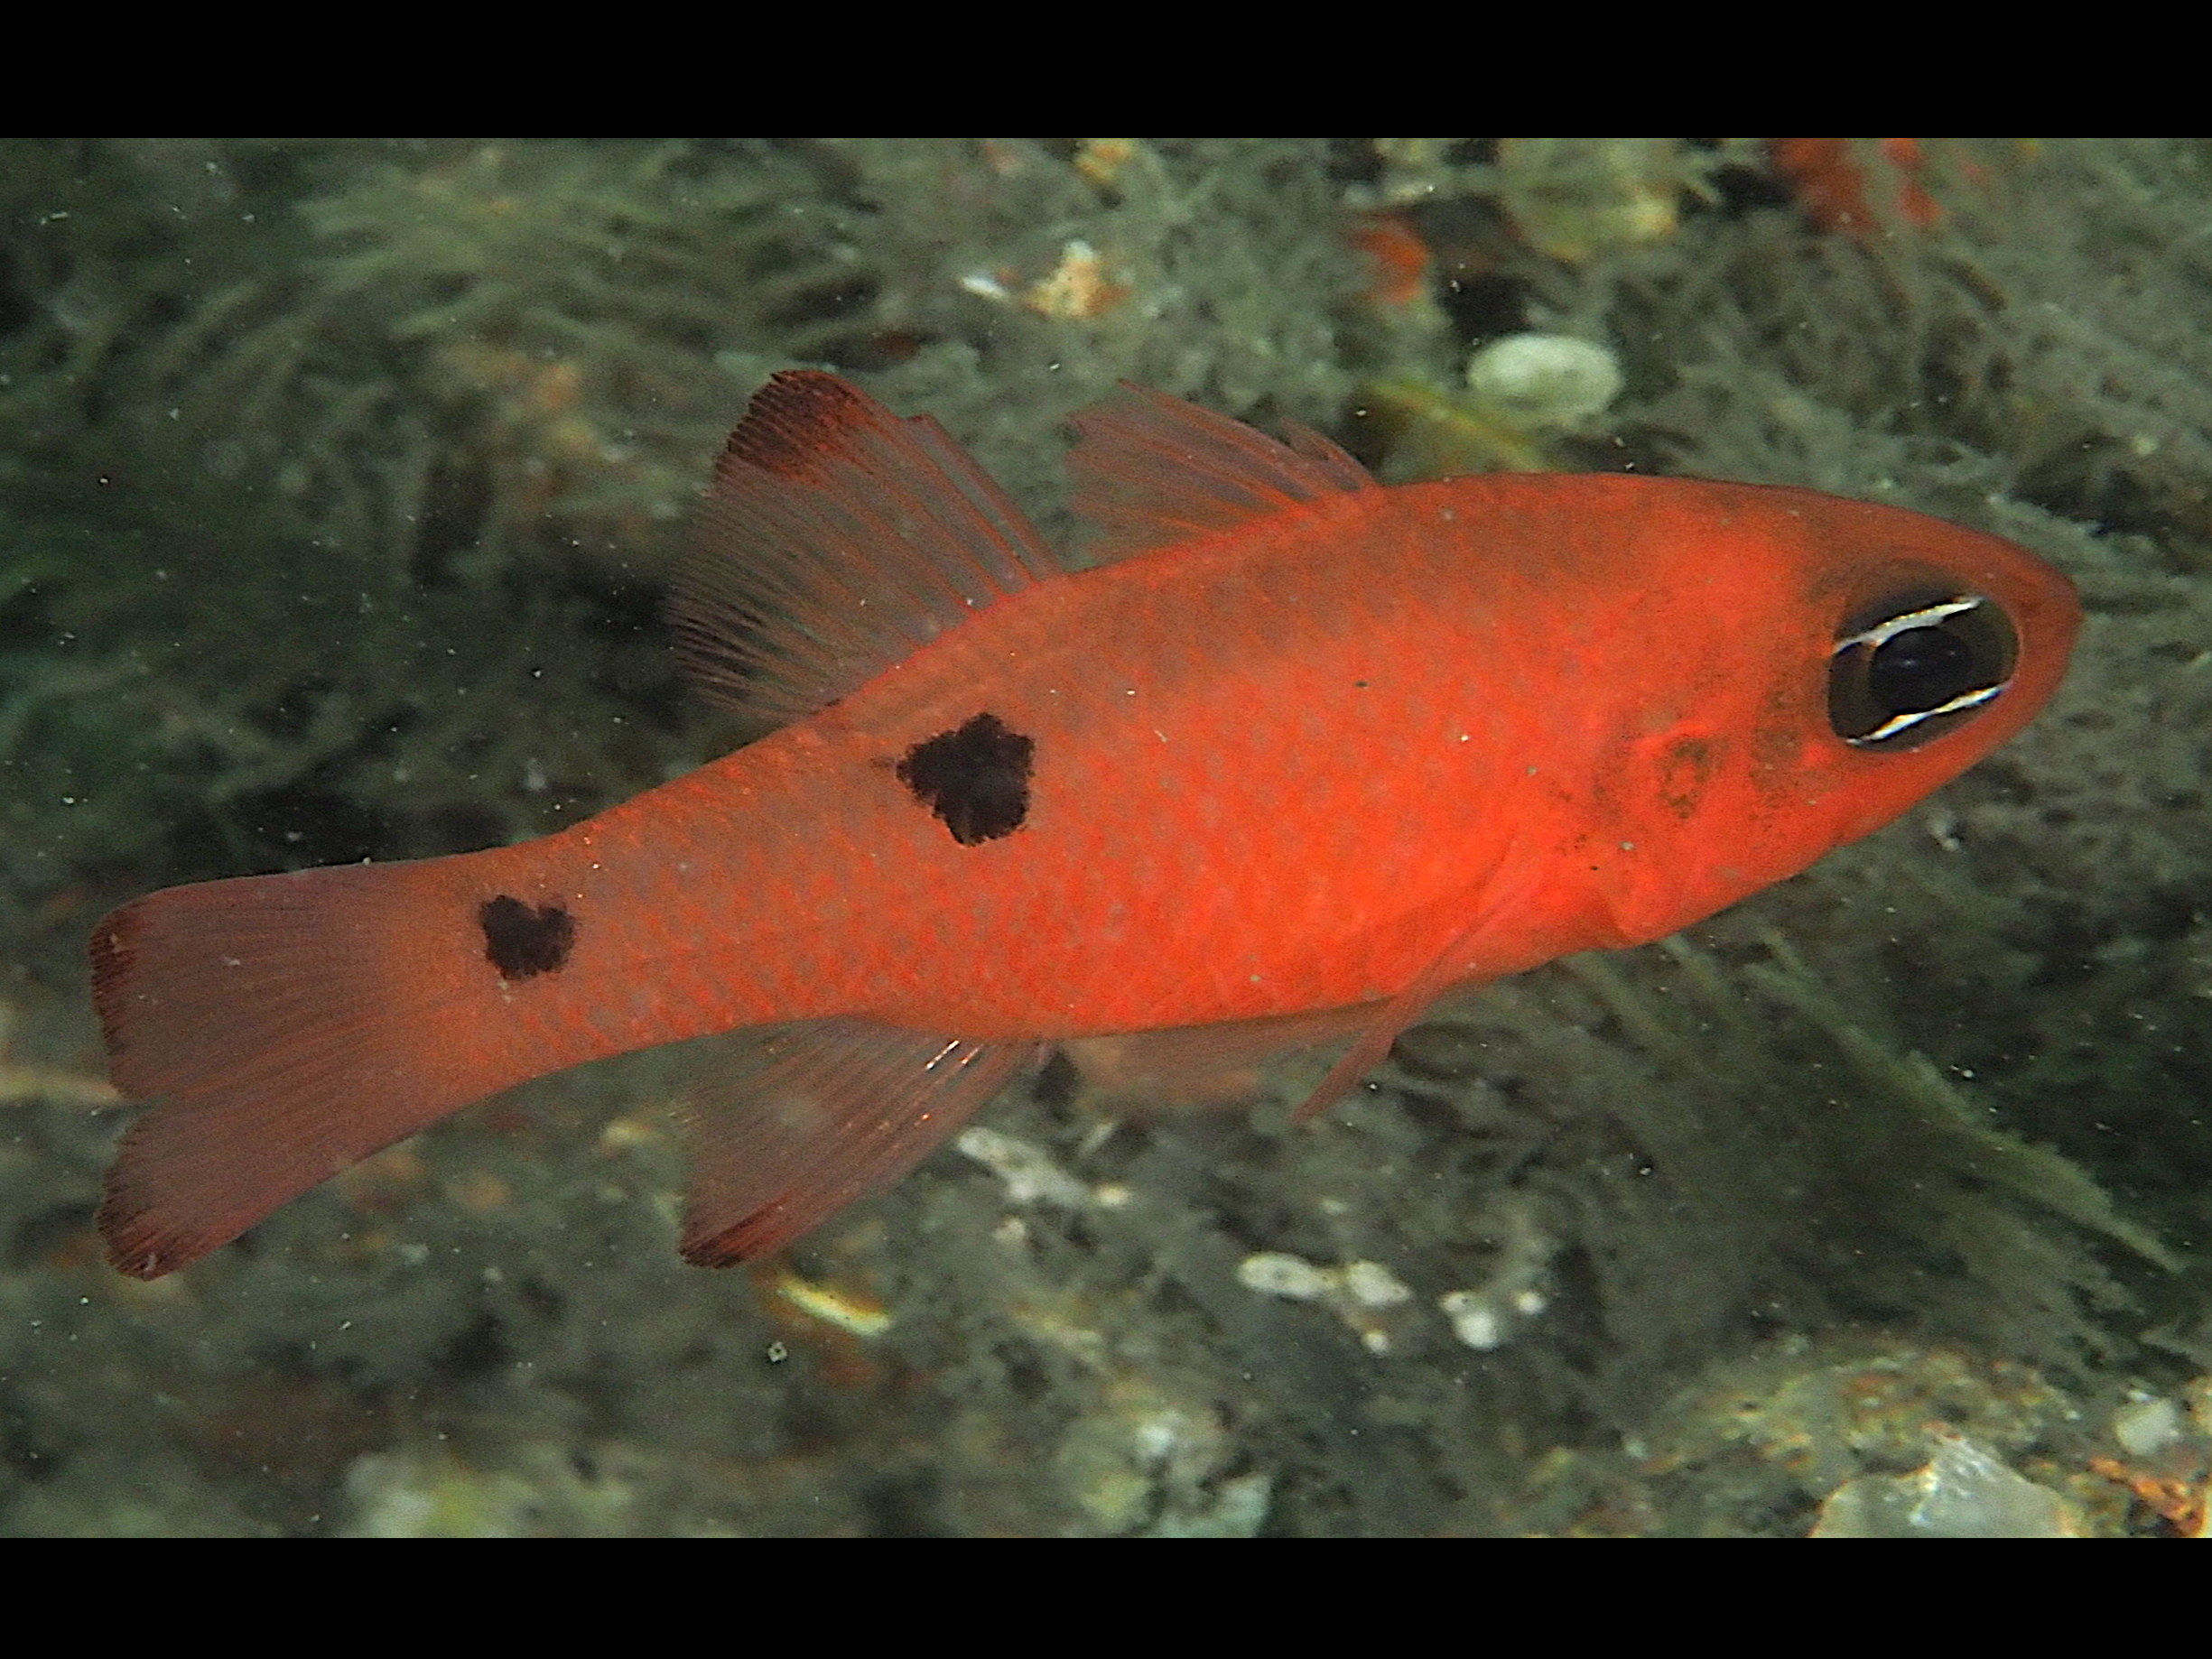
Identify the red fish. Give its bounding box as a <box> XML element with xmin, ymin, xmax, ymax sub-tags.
<box><xmin>90</xmin><ymin>371</ymin><xmax>2079</xmax><ymax>1278</ymax></box>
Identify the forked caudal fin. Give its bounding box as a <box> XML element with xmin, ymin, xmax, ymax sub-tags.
<box><xmin>91</xmin><ymin>860</ymin><xmax>547</xmax><ymax>1277</ymax></box>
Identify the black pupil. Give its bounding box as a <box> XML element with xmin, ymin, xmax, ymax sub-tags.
<box><xmin>1867</xmin><ymin>625</ymin><xmax>1973</xmax><ymax>715</ymax></box>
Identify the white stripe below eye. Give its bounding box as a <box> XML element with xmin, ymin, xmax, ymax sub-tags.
<box><xmin>1833</xmin><ymin>594</ymin><xmax>1984</xmax><ymax>656</ymax></box>
<box><xmin>1844</xmin><ymin>680</ymin><xmax>2005</xmax><ymax>746</ymax></box>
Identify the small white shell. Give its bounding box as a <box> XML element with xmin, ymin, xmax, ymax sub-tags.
<box><xmin>1465</xmin><ymin>333</ymin><xmax>1622</xmax><ymax>427</ymax></box>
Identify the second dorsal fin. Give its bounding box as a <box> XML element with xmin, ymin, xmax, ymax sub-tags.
<box><xmin>1066</xmin><ymin>383</ymin><xmax>1378</xmax><ymax>562</ymax></box>
<box><xmin>670</xmin><ymin>371</ymin><xmax>1064</xmax><ymax>728</ymax></box>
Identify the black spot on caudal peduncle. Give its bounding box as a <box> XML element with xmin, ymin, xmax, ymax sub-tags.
<box><xmin>479</xmin><ymin>894</ymin><xmax>576</xmax><ymax>979</ymax></box>
<box><xmin>896</xmin><ymin>712</ymin><xmax>1035</xmax><ymax>846</ymax></box>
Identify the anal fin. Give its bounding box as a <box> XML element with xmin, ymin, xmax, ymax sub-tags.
<box><xmin>677</xmin><ymin>1017</ymin><xmax>1045</xmax><ymax>1265</ymax></box>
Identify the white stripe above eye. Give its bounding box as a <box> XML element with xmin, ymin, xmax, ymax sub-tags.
<box><xmin>1833</xmin><ymin>594</ymin><xmax>1984</xmax><ymax>656</ymax></box>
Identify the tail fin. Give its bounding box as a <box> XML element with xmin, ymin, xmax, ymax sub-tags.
<box><xmin>91</xmin><ymin>859</ymin><xmax>529</xmax><ymax>1278</ymax></box>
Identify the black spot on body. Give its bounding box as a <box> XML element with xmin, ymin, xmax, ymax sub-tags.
<box><xmin>896</xmin><ymin>712</ymin><xmax>1034</xmax><ymax>846</ymax></box>
<box><xmin>479</xmin><ymin>894</ymin><xmax>576</xmax><ymax>979</ymax></box>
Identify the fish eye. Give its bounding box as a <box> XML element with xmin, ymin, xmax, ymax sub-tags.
<box><xmin>1828</xmin><ymin>587</ymin><xmax>2018</xmax><ymax>751</ymax></box>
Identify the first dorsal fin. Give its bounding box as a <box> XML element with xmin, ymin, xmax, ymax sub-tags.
<box><xmin>1067</xmin><ymin>383</ymin><xmax>1378</xmax><ymax>562</ymax></box>
<box><xmin>670</xmin><ymin>371</ymin><xmax>1064</xmax><ymax>728</ymax></box>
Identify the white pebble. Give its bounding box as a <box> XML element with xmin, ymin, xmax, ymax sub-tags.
<box><xmin>1342</xmin><ymin>1260</ymin><xmax>1413</xmax><ymax>1308</ymax></box>
<box><xmin>1465</xmin><ymin>333</ymin><xmax>1622</xmax><ymax>427</ymax></box>
<box><xmin>2114</xmin><ymin>1395</ymin><xmax>2183</xmax><ymax>1459</ymax></box>
<box><xmin>1238</xmin><ymin>1252</ymin><xmax>1334</xmax><ymax>1302</ymax></box>
<box><xmin>954</xmin><ymin>1126</ymin><xmax>1093</xmax><ymax>1208</ymax></box>
<box><xmin>1440</xmin><ymin>1290</ymin><xmax>1505</xmax><ymax>1350</ymax></box>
